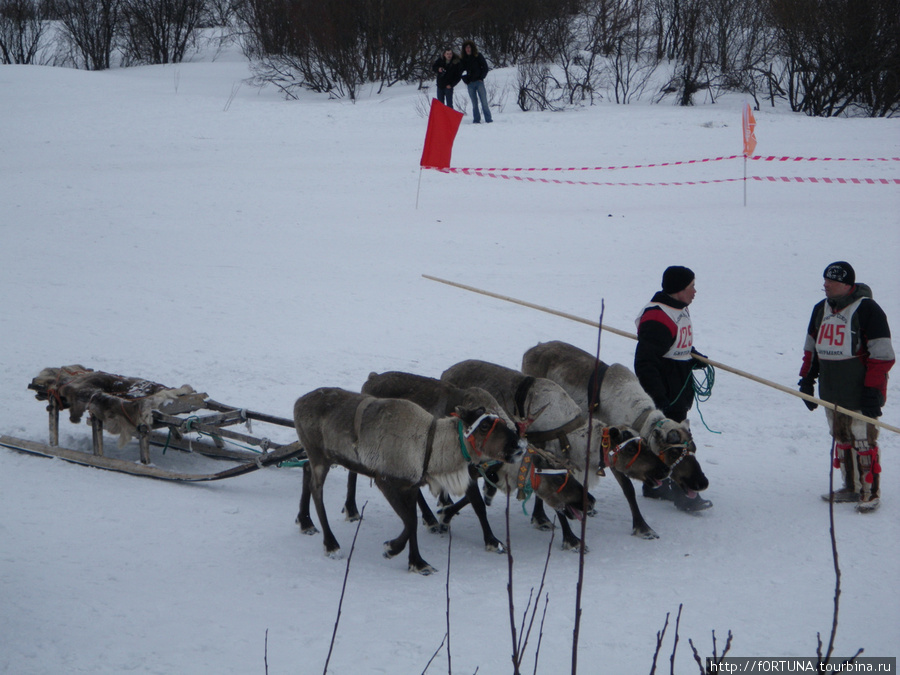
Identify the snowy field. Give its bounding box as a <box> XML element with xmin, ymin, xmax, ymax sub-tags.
<box><xmin>1</xmin><ymin>42</ymin><xmax>898</xmax><ymax>674</ymax></box>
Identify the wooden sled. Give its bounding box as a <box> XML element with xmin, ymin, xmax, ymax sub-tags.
<box><xmin>1</xmin><ymin>366</ymin><xmax>306</xmax><ymax>482</ymax></box>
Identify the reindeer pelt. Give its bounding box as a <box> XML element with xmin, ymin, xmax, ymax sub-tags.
<box><xmin>441</xmin><ymin>360</ymin><xmax>583</xmax><ymax>433</ymax></box>
<box><xmin>522</xmin><ymin>341</ymin><xmax>694</xmax><ymax>453</ymax></box>
<box><xmin>31</xmin><ymin>366</ymin><xmax>195</xmax><ymax>448</ymax></box>
<box><xmin>294</xmin><ymin>387</ymin><xmax>523</xmax><ymax>572</ymax></box>
<box><xmin>522</xmin><ymin>340</ymin><xmax>707</xmax><ymax>495</ymax></box>
<box><xmin>362</xmin><ymin>371</ymin><xmax>515</xmax><ymax>428</ymax></box>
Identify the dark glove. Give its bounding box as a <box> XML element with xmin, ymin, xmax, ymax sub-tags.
<box><xmin>691</xmin><ymin>349</ymin><xmax>708</xmax><ymax>370</ymax></box>
<box><xmin>798</xmin><ymin>378</ymin><xmax>817</xmax><ymax>411</ymax></box>
<box><xmin>860</xmin><ymin>387</ymin><xmax>883</xmax><ymax>419</ymax></box>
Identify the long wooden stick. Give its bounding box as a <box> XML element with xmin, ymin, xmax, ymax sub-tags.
<box><xmin>422</xmin><ymin>274</ymin><xmax>899</xmax><ymax>435</ymax></box>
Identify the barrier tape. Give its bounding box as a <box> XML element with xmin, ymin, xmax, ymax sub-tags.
<box><xmin>452</xmin><ymin>155</ymin><xmax>740</xmax><ymax>172</ymax></box>
<box><xmin>436</xmin><ymin>155</ymin><xmax>899</xmax><ymax>173</ymax></box>
<box><xmin>751</xmin><ymin>176</ymin><xmax>899</xmax><ymax>184</ymax></box>
<box><xmin>426</xmin><ymin>168</ymin><xmax>900</xmax><ymax>187</ymax></box>
<box><xmin>750</xmin><ymin>155</ymin><xmax>900</xmax><ymax>162</ymax></box>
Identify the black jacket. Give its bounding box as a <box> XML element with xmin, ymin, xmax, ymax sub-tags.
<box><xmin>460</xmin><ymin>43</ymin><xmax>489</xmax><ymax>84</ymax></box>
<box><xmin>634</xmin><ymin>291</ymin><xmax>697</xmax><ymax>422</ymax></box>
<box><xmin>800</xmin><ymin>283</ymin><xmax>895</xmax><ymax>409</ymax></box>
<box><xmin>432</xmin><ymin>56</ymin><xmax>461</xmax><ymax>89</ymax></box>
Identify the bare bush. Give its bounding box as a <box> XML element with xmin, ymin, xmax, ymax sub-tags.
<box><xmin>0</xmin><ymin>0</ymin><xmax>51</xmax><ymax>64</ymax></box>
<box><xmin>767</xmin><ymin>0</ymin><xmax>900</xmax><ymax>117</ymax></box>
<box><xmin>120</xmin><ymin>0</ymin><xmax>205</xmax><ymax>65</ymax></box>
<box><xmin>56</xmin><ymin>0</ymin><xmax>122</xmax><ymax>70</ymax></box>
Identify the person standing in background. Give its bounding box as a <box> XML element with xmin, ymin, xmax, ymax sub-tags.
<box><xmin>460</xmin><ymin>40</ymin><xmax>492</xmax><ymax>124</ymax></box>
<box><xmin>432</xmin><ymin>47</ymin><xmax>461</xmax><ymax>109</ymax></box>
<box><xmin>799</xmin><ymin>261</ymin><xmax>894</xmax><ymax>513</ymax></box>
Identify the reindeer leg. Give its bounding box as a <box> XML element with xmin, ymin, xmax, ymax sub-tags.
<box><xmin>482</xmin><ymin>481</ymin><xmax>498</xmax><ymax>506</ymax></box>
<box><xmin>308</xmin><ymin>462</ymin><xmax>341</xmax><ymax>557</ymax></box>
<box><xmin>461</xmin><ymin>479</ymin><xmax>504</xmax><ymax>553</ymax></box>
<box><xmin>296</xmin><ymin>464</ymin><xmax>319</xmax><ymax>535</ymax></box>
<box><xmin>436</xmin><ymin>494</ymin><xmax>469</xmax><ymax>525</ymax></box>
<box><xmin>343</xmin><ymin>472</ymin><xmax>361</xmax><ymax>522</ymax></box>
<box><xmin>417</xmin><ymin>489</ymin><xmax>444</xmax><ymax>533</ymax></box>
<box><xmin>612</xmin><ymin>468</ymin><xmax>659</xmax><ymax>540</ymax></box>
<box><xmin>377</xmin><ymin>477</ymin><xmax>435</xmax><ymax>575</ymax></box>
<box><xmin>558</xmin><ymin>515</ymin><xmax>588</xmax><ymax>553</ymax></box>
<box><xmin>531</xmin><ymin>497</ymin><xmax>554</xmax><ymax>531</ymax></box>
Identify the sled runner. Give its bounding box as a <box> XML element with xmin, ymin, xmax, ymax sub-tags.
<box><xmin>0</xmin><ymin>365</ymin><xmax>305</xmax><ymax>482</ymax></box>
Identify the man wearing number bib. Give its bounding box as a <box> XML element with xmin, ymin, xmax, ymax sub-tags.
<box><xmin>798</xmin><ymin>262</ymin><xmax>894</xmax><ymax>513</ymax></box>
<box><xmin>635</xmin><ymin>266</ymin><xmax>712</xmax><ymax>511</ymax></box>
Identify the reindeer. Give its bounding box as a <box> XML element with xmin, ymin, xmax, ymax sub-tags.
<box><xmin>522</xmin><ymin>340</ymin><xmax>710</xmax><ymax>539</ymax></box>
<box><xmin>357</xmin><ymin>371</ymin><xmax>587</xmax><ymax>553</ymax></box>
<box><xmin>441</xmin><ymin>360</ymin><xmax>669</xmax><ymax>548</ymax></box>
<box><xmin>293</xmin><ymin>387</ymin><xmax>524</xmax><ymax>574</ymax></box>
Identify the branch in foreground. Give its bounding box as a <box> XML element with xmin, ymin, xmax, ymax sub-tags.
<box><xmin>517</xmin><ymin>514</ymin><xmax>556</xmax><ymax>671</ymax></box>
<box><xmin>323</xmin><ymin>501</ymin><xmax>367</xmax><ymax>675</ymax></box>
<box><xmin>649</xmin><ymin>611</ymin><xmax>670</xmax><ymax>675</ymax></box>
<box><xmin>573</xmin><ymin>303</ymin><xmax>605</xmax><ymax>674</ymax></box>
<box><xmin>505</xmin><ymin>491</ymin><xmax>521</xmax><ymax>674</ymax></box>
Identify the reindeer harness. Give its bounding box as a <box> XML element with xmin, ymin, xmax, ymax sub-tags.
<box><xmin>629</xmin><ymin>409</ymin><xmax>696</xmax><ymax>479</ymax></box>
<box><xmin>515</xmin><ymin>447</ymin><xmax>570</xmax><ymax>504</ymax></box>
<box><xmin>454</xmin><ymin>412</ymin><xmax>504</xmax><ymax>462</ymax></box>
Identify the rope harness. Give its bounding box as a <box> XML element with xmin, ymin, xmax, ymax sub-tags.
<box><xmin>515</xmin><ymin>447</ymin><xmax>571</xmax><ymax>513</ymax></box>
<box><xmin>455</xmin><ymin>412</ymin><xmax>503</xmax><ymax>462</ymax></box>
<box><xmin>605</xmin><ymin>433</ymin><xmax>644</xmax><ymax>472</ymax></box>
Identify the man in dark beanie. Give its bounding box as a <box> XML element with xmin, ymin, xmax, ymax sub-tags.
<box><xmin>634</xmin><ymin>265</ymin><xmax>712</xmax><ymax>511</ymax></box>
<box><xmin>799</xmin><ymin>261</ymin><xmax>894</xmax><ymax>512</ymax></box>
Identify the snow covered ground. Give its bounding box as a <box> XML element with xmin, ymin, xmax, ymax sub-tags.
<box><xmin>1</xmin><ymin>43</ymin><xmax>898</xmax><ymax>674</ymax></box>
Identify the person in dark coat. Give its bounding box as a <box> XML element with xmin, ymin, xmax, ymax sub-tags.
<box><xmin>635</xmin><ymin>265</ymin><xmax>712</xmax><ymax>512</ymax></box>
<box><xmin>459</xmin><ymin>40</ymin><xmax>492</xmax><ymax>123</ymax></box>
<box><xmin>799</xmin><ymin>261</ymin><xmax>894</xmax><ymax>512</ymax></box>
<box><xmin>432</xmin><ymin>47</ymin><xmax>461</xmax><ymax>109</ymax></box>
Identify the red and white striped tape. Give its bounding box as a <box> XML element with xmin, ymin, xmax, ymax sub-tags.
<box><xmin>751</xmin><ymin>176</ymin><xmax>899</xmax><ymax>184</ymax></box>
<box><xmin>750</xmin><ymin>156</ymin><xmax>900</xmax><ymax>162</ymax></box>
<box><xmin>425</xmin><ymin>168</ymin><xmax>900</xmax><ymax>187</ymax></box>
<box><xmin>455</xmin><ymin>155</ymin><xmax>740</xmax><ymax>172</ymax></box>
<box><xmin>438</xmin><ymin>155</ymin><xmax>900</xmax><ymax>174</ymax></box>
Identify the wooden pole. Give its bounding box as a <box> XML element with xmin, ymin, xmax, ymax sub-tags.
<box><xmin>422</xmin><ymin>274</ymin><xmax>899</xmax><ymax>435</ymax></box>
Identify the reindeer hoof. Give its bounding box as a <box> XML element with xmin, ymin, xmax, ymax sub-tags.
<box><xmin>531</xmin><ymin>519</ymin><xmax>554</xmax><ymax>532</ymax></box>
<box><xmin>562</xmin><ymin>540</ymin><xmax>589</xmax><ymax>553</ymax></box>
<box><xmin>383</xmin><ymin>541</ymin><xmax>406</xmax><ymax>559</ymax></box>
<box><xmin>427</xmin><ymin>522</ymin><xmax>449</xmax><ymax>534</ymax></box>
<box><xmin>298</xmin><ymin>522</ymin><xmax>319</xmax><ymax>536</ymax></box>
<box><xmin>409</xmin><ymin>562</ymin><xmax>437</xmax><ymax>575</ymax></box>
<box><xmin>343</xmin><ymin>510</ymin><xmax>361</xmax><ymax>523</ymax></box>
<box><xmin>325</xmin><ymin>548</ymin><xmax>343</xmax><ymax>560</ymax></box>
<box><xmin>485</xmin><ymin>540</ymin><xmax>506</xmax><ymax>554</ymax></box>
<box><xmin>633</xmin><ymin>527</ymin><xmax>660</xmax><ymax>540</ymax></box>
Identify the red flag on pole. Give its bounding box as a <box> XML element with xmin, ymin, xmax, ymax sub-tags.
<box><xmin>742</xmin><ymin>103</ymin><xmax>757</xmax><ymax>157</ymax></box>
<box><xmin>420</xmin><ymin>99</ymin><xmax>464</xmax><ymax>169</ymax></box>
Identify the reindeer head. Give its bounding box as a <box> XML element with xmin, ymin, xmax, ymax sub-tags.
<box><xmin>514</xmin><ymin>447</ymin><xmax>587</xmax><ymax>521</ymax></box>
<box><xmin>648</xmin><ymin>419</ymin><xmax>708</xmax><ymax>494</ymax></box>
<box><xmin>603</xmin><ymin>425</ymin><xmax>669</xmax><ymax>483</ymax></box>
<box><xmin>455</xmin><ymin>406</ymin><xmax>526</xmax><ymax>463</ymax></box>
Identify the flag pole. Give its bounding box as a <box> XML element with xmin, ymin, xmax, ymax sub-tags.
<box><xmin>743</xmin><ymin>154</ymin><xmax>748</xmax><ymax>207</ymax></box>
<box><xmin>421</xmin><ymin>274</ymin><xmax>900</xmax><ymax>435</ymax></box>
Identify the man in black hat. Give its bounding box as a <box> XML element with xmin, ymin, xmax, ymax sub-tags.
<box><xmin>635</xmin><ymin>265</ymin><xmax>712</xmax><ymax>511</ymax></box>
<box><xmin>799</xmin><ymin>261</ymin><xmax>894</xmax><ymax>512</ymax></box>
